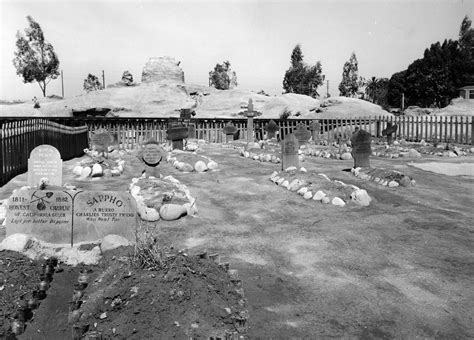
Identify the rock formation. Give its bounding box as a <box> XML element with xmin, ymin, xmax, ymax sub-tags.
<box><xmin>141</xmin><ymin>57</ymin><xmax>185</xmax><ymax>83</ymax></box>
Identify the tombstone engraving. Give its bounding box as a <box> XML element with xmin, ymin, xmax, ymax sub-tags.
<box><xmin>309</xmin><ymin>121</ymin><xmax>321</xmax><ymax>141</ymax></box>
<box><xmin>142</xmin><ymin>140</ymin><xmax>165</xmax><ymax>167</ymax></box>
<box><xmin>350</xmin><ymin>128</ymin><xmax>372</xmax><ymax>168</ymax></box>
<box><xmin>292</xmin><ymin>124</ymin><xmax>311</xmax><ymax>144</ymax></box>
<box><xmin>382</xmin><ymin>122</ymin><xmax>398</xmax><ymax>145</ymax></box>
<box><xmin>167</xmin><ymin>125</ymin><xmax>189</xmax><ymax>150</ymax></box>
<box><xmin>6</xmin><ymin>190</ymin><xmax>75</xmax><ymax>244</ymax></box>
<box><xmin>27</xmin><ymin>145</ymin><xmax>62</xmax><ymax>187</ymax></box>
<box><xmin>73</xmin><ymin>191</ymin><xmax>137</xmax><ymax>243</ymax></box>
<box><xmin>264</xmin><ymin>120</ymin><xmax>279</xmax><ymax>139</ymax></box>
<box><xmin>223</xmin><ymin>123</ymin><xmax>238</xmax><ymax>142</ymax></box>
<box><xmin>91</xmin><ymin>128</ymin><xmax>115</xmax><ymax>153</ymax></box>
<box><xmin>281</xmin><ymin>134</ymin><xmax>299</xmax><ymax>170</ymax></box>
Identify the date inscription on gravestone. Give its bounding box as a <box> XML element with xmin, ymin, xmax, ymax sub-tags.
<box><xmin>27</xmin><ymin>145</ymin><xmax>62</xmax><ymax>187</ymax></box>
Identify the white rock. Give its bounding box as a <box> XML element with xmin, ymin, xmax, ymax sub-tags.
<box><xmin>194</xmin><ymin>161</ymin><xmax>208</xmax><ymax>172</ymax></box>
<box><xmin>318</xmin><ymin>173</ymin><xmax>331</xmax><ymax>181</ymax></box>
<box><xmin>288</xmin><ymin>179</ymin><xmax>303</xmax><ymax>191</ymax></box>
<box><xmin>117</xmin><ymin>164</ymin><xmax>124</xmax><ymax>173</ymax></box>
<box><xmin>137</xmin><ymin>204</ymin><xmax>160</xmax><ymax>222</ymax></box>
<box><xmin>300</xmin><ymin>167</ymin><xmax>307</xmax><ymax>173</ymax></box>
<box><xmin>334</xmin><ymin>180</ymin><xmax>346</xmax><ymax>187</ymax></box>
<box><xmin>276</xmin><ymin>178</ymin><xmax>285</xmax><ymax>185</ymax></box>
<box><xmin>297</xmin><ymin>187</ymin><xmax>308</xmax><ymax>195</ymax></box>
<box><xmin>380</xmin><ymin>180</ymin><xmax>388</xmax><ymax>186</ymax></box>
<box><xmin>281</xmin><ymin>180</ymin><xmax>290</xmax><ymax>188</ymax></box>
<box><xmin>410</xmin><ymin>179</ymin><xmax>416</xmax><ymax>186</ymax></box>
<box><xmin>243</xmin><ymin>151</ymin><xmax>250</xmax><ymax>158</ymax></box>
<box><xmin>81</xmin><ymin>166</ymin><xmax>92</xmax><ymax>178</ymax></box>
<box><xmin>111</xmin><ymin>169</ymin><xmax>121</xmax><ymax>176</ymax></box>
<box><xmin>388</xmin><ymin>181</ymin><xmax>399</xmax><ymax>188</ymax></box>
<box><xmin>91</xmin><ymin>164</ymin><xmax>103</xmax><ymax>177</ymax></box>
<box><xmin>321</xmin><ymin>196</ymin><xmax>330</xmax><ymax>204</ymax></box>
<box><xmin>263</xmin><ymin>154</ymin><xmax>272</xmax><ymax>162</ymax></box>
<box><xmin>178</xmin><ymin>162</ymin><xmax>194</xmax><ymax>172</ymax></box>
<box><xmin>183</xmin><ymin>201</ymin><xmax>198</xmax><ymax>216</ymax></box>
<box><xmin>448</xmin><ymin>151</ymin><xmax>457</xmax><ymax>157</ymax></box>
<box><xmin>72</xmin><ymin>165</ymin><xmax>83</xmax><ymax>176</ymax></box>
<box><xmin>103</xmin><ymin>169</ymin><xmax>112</xmax><ymax>177</ymax></box>
<box><xmin>269</xmin><ymin>171</ymin><xmax>279</xmax><ymax>180</ymax></box>
<box><xmin>312</xmin><ymin>190</ymin><xmax>326</xmax><ymax>201</ymax></box>
<box><xmin>303</xmin><ymin>191</ymin><xmax>313</xmax><ymax>199</ymax></box>
<box><xmin>159</xmin><ymin>204</ymin><xmax>187</xmax><ymax>221</ymax></box>
<box><xmin>0</xmin><ymin>234</ymin><xmax>32</xmax><ymax>252</ymax></box>
<box><xmin>285</xmin><ymin>166</ymin><xmax>297</xmax><ymax>172</ymax></box>
<box><xmin>350</xmin><ymin>189</ymin><xmax>372</xmax><ymax>206</ymax></box>
<box><xmin>252</xmin><ymin>155</ymin><xmax>259</xmax><ymax>160</ymax></box>
<box><xmin>271</xmin><ymin>176</ymin><xmax>280</xmax><ymax>183</ymax></box>
<box><xmin>331</xmin><ymin>197</ymin><xmax>345</xmax><ymax>206</ymax></box>
<box><xmin>408</xmin><ymin>149</ymin><xmax>421</xmax><ymax>158</ymax></box>
<box><xmin>298</xmin><ymin>155</ymin><xmax>305</xmax><ymax>162</ymax></box>
<box><xmin>340</xmin><ymin>152</ymin><xmax>352</xmax><ymax>160</ymax></box>
<box><xmin>101</xmin><ymin>235</ymin><xmax>131</xmax><ymax>252</ymax></box>
<box><xmin>359</xmin><ymin>174</ymin><xmax>370</xmax><ymax>180</ymax></box>
<box><xmin>271</xmin><ymin>155</ymin><xmax>278</xmax><ymax>163</ymax></box>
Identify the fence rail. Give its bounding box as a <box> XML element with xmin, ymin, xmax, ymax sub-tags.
<box><xmin>1</xmin><ymin>118</ymin><xmax>88</xmax><ymax>186</ymax></box>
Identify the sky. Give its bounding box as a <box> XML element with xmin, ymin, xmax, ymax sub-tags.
<box><xmin>0</xmin><ymin>0</ymin><xmax>472</xmax><ymax>101</ymax></box>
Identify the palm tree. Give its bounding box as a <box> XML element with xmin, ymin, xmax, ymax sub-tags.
<box><xmin>365</xmin><ymin>77</ymin><xmax>379</xmax><ymax>103</ymax></box>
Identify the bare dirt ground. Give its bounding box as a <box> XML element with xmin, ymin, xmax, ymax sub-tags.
<box><xmin>1</xmin><ymin>143</ymin><xmax>473</xmax><ymax>338</ymax></box>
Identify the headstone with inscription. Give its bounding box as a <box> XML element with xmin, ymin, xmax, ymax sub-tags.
<box><xmin>223</xmin><ymin>123</ymin><xmax>238</xmax><ymax>142</ymax></box>
<box><xmin>73</xmin><ymin>191</ymin><xmax>137</xmax><ymax>243</ymax></box>
<box><xmin>6</xmin><ymin>189</ymin><xmax>137</xmax><ymax>245</ymax></box>
<box><xmin>27</xmin><ymin>145</ymin><xmax>62</xmax><ymax>187</ymax></box>
<box><xmin>142</xmin><ymin>140</ymin><xmax>165</xmax><ymax>167</ymax></box>
<box><xmin>281</xmin><ymin>134</ymin><xmax>299</xmax><ymax>170</ymax></box>
<box><xmin>91</xmin><ymin>128</ymin><xmax>115</xmax><ymax>153</ymax></box>
<box><xmin>292</xmin><ymin>124</ymin><xmax>311</xmax><ymax>145</ymax></box>
<box><xmin>264</xmin><ymin>120</ymin><xmax>279</xmax><ymax>139</ymax></box>
<box><xmin>350</xmin><ymin>129</ymin><xmax>372</xmax><ymax>168</ymax></box>
<box><xmin>309</xmin><ymin>121</ymin><xmax>321</xmax><ymax>142</ymax></box>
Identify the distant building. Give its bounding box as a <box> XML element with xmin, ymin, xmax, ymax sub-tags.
<box><xmin>459</xmin><ymin>85</ymin><xmax>474</xmax><ymax>99</ymax></box>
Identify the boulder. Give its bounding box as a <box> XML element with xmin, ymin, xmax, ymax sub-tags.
<box><xmin>399</xmin><ymin>176</ymin><xmax>411</xmax><ymax>187</ymax></box>
<box><xmin>141</xmin><ymin>57</ymin><xmax>185</xmax><ymax>83</ymax></box>
<box><xmin>350</xmin><ymin>189</ymin><xmax>372</xmax><ymax>206</ymax></box>
<box><xmin>91</xmin><ymin>164</ymin><xmax>103</xmax><ymax>177</ymax></box>
<box><xmin>331</xmin><ymin>197</ymin><xmax>346</xmax><ymax>206</ymax></box>
<box><xmin>178</xmin><ymin>162</ymin><xmax>194</xmax><ymax>172</ymax></box>
<box><xmin>159</xmin><ymin>204</ymin><xmax>187</xmax><ymax>221</ymax></box>
<box><xmin>194</xmin><ymin>161</ymin><xmax>208</xmax><ymax>172</ymax></box>
<box><xmin>303</xmin><ymin>191</ymin><xmax>313</xmax><ymax>199</ymax></box>
<box><xmin>207</xmin><ymin>161</ymin><xmax>218</xmax><ymax>170</ymax></box>
<box><xmin>312</xmin><ymin>190</ymin><xmax>326</xmax><ymax>201</ymax></box>
<box><xmin>340</xmin><ymin>152</ymin><xmax>352</xmax><ymax>160</ymax></box>
<box><xmin>72</xmin><ymin>165</ymin><xmax>83</xmax><ymax>176</ymax></box>
<box><xmin>81</xmin><ymin>166</ymin><xmax>92</xmax><ymax>178</ymax></box>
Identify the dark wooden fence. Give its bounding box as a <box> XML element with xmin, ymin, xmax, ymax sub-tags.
<box><xmin>0</xmin><ymin>118</ymin><xmax>88</xmax><ymax>186</ymax></box>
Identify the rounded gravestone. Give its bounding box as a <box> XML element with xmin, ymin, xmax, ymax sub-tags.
<box><xmin>142</xmin><ymin>142</ymin><xmax>165</xmax><ymax>167</ymax></box>
<box><xmin>91</xmin><ymin>128</ymin><xmax>114</xmax><ymax>152</ymax></box>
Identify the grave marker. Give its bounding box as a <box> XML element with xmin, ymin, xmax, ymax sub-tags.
<box><xmin>142</xmin><ymin>140</ymin><xmax>165</xmax><ymax>167</ymax></box>
<box><xmin>167</xmin><ymin>125</ymin><xmax>189</xmax><ymax>150</ymax></box>
<box><xmin>292</xmin><ymin>124</ymin><xmax>311</xmax><ymax>145</ymax></box>
<box><xmin>350</xmin><ymin>128</ymin><xmax>372</xmax><ymax>168</ymax></box>
<box><xmin>91</xmin><ymin>128</ymin><xmax>115</xmax><ymax>153</ymax></box>
<box><xmin>382</xmin><ymin>122</ymin><xmax>398</xmax><ymax>145</ymax></box>
<box><xmin>223</xmin><ymin>123</ymin><xmax>238</xmax><ymax>142</ymax></box>
<box><xmin>239</xmin><ymin>98</ymin><xmax>262</xmax><ymax>148</ymax></box>
<box><xmin>281</xmin><ymin>134</ymin><xmax>299</xmax><ymax>170</ymax></box>
<box><xmin>27</xmin><ymin>145</ymin><xmax>62</xmax><ymax>187</ymax></box>
<box><xmin>264</xmin><ymin>120</ymin><xmax>279</xmax><ymax>139</ymax></box>
<box><xmin>309</xmin><ymin>121</ymin><xmax>321</xmax><ymax>142</ymax></box>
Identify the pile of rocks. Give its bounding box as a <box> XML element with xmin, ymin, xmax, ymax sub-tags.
<box><xmin>72</xmin><ymin>149</ymin><xmax>127</xmax><ymax>179</ymax></box>
<box><xmin>129</xmin><ymin>174</ymin><xmax>197</xmax><ymax>222</ymax></box>
<box><xmin>269</xmin><ymin>169</ymin><xmax>372</xmax><ymax>207</ymax></box>
<box><xmin>166</xmin><ymin>151</ymin><xmax>218</xmax><ymax>173</ymax></box>
<box><xmin>351</xmin><ymin>167</ymin><xmax>415</xmax><ymax>187</ymax></box>
<box><xmin>371</xmin><ymin>139</ymin><xmax>470</xmax><ymax>158</ymax></box>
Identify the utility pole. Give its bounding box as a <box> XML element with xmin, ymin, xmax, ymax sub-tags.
<box><xmin>102</xmin><ymin>70</ymin><xmax>105</xmax><ymax>89</ymax></box>
<box><xmin>401</xmin><ymin>93</ymin><xmax>405</xmax><ymax>111</ymax></box>
<box><xmin>61</xmin><ymin>70</ymin><xmax>64</xmax><ymax>98</ymax></box>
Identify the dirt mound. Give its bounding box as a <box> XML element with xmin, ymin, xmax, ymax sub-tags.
<box><xmin>433</xmin><ymin>98</ymin><xmax>474</xmax><ymax>116</ymax></box>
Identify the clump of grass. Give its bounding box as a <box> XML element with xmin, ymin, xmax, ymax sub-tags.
<box><xmin>129</xmin><ymin>231</ymin><xmax>169</xmax><ymax>271</ymax></box>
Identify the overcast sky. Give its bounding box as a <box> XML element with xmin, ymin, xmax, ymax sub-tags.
<box><xmin>0</xmin><ymin>0</ymin><xmax>472</xmax><ymax>101</ymax></box>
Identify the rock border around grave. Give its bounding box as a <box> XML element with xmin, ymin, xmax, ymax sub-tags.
<box><xmin>351</xmin><ymin>167</ymin><xmax>416</xmax><ymax>188</ymax></box>
<box><xmin>269</xmin><ymin>169</ymin><xmax>372</xmax><ymax>207</ymax></box>
<box><xmin>72</xmin><ymin>148</ymin><xmax>127</xmax><ymax>179</ymax></box>
<box><xmin>166</xmin><ymin>150</ymin><xmax>219</xmax><ymax>173</ymax></box>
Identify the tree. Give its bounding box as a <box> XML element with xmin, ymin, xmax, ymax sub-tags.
<box><xmin>13</xmin><ymin>16</ymin><xmax>60</xmax><ymax>97</ymax></box>
<box><xmin>209</xmin><ymin>61</ymin><xmax>237</xmax><ymax>90</ymax></box>
<box><xmin>83</xmin><ymin>74</ymin><xmax>103</xmax><ymax>92</ymax></box>
<box><xmin>365</xmin><ymin>77</ymin><xmax>379</xmax><ymax>103</ymax></box>
<box><xmin>338</xmin><ymin>52</ymin><xmax>361</xmax><ymax>97</ymax></box>
<box><xmin>283</xmin><ymin>44</ymin><xmax>325</xmax><ymax>98</ymax></box>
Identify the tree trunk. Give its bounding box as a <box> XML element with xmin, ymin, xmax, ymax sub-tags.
<box><xmin>42</xmin><ymin>81</ymin><xmax>46</xmax><ymax>97</ymax></box>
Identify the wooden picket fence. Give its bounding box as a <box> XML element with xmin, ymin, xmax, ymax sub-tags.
<box><xmin>0</xmin><ymin>118</ymin><xmax>88</xmax><ymax>186</ymax></box>
<box><xmin>79</xmin><ymin>115</ymin><xmax>473</xmax><ymax>149</ymax></box>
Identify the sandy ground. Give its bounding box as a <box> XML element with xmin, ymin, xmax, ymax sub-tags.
<box><xmin>1</xmin><ymin>145</ymin><xmax>473</xmax><ymax>338</ymax></box>
<box><xmin>409</xmin><ymin>161</ymin><xmax>474</xmax><ymax>177</ymax></box>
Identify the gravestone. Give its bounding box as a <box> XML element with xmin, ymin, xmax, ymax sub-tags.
<box><xmin>292</xmin><ymin>124</ymin><xmax>311</xmax><ymax>145</ymax></box>
<box><xmin>91</xmin><ymin>128</ymin><xmax>115</xmax><ymax>153</ymax></box>
<box><xmin>27</xmin><ymin>145</ymin><xmax>62</xmax><ymax>187</ymax></box>
<box><xmin>281</xmin><ymin>134</ymin><xmax>299</xmax><ymax>170</ymax></box>
<box><xmin>167</xmin><ymin>125</ymin><xmax>189</xmax><ymax>150</ymax></box>
<box><xmin>6</xmin><ymin>189</ymin><xmax>137</xmax><ymax>245</ymax></box>
<box><xmin>6</xmin><ymin>190</ymin><xmax>75</xmax><ymax>244</ymax></box>
<box><xmin>382</xmin><ymin>122</ymin><xmax>398</xmax><ymax>145</ymax></box>
<box><xmin>239</xmin><ymin>98</ymin><xmax>262</xmax><ymax>148</ymax></box>
<box><xmin>142</xmin><ymin>140</ymin><xmax>165</xmax><ymax>167</ymax></box>
<box><xmin>73</xmin><ymin>191</ymin><xmax>137</xmax><ymax>243</ymax></box>
<box><xmin>350</xmin><ymin>129</ymin><xmax>372</xmax><ymax>168</ymax></box>
<box><xmin>187</xmin><ymin>124</ymin><xmax>196</xmax><ymax>139</ymax></box>
<box><xmin>309</xmin><ymin>121</ymin><xmax>321</xmax><ymax>142</ymax></box>
<box><xmin>264</xmin><ymin>120</ymin><xmax>279</xmax><ymax>139</ymax></box>
<box><xmin>223</xmin><ymin>123</ymin><xmax>238</xmax><ymax>142</ymax></box>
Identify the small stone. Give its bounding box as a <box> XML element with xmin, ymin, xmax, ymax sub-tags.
<box><xmin>399</xmin><ymin>176</ymin><xmax>411</xmax><ymax>187</ymax></box>
<box><xmin>388</xmin><ymin>181</ymin><xmax>399</xmax><ymax>188</ymax></box>
<box><xmin>72</xmin><ymin>165</ymin><xmax>83</xmax><ymax>176</ymax></box>
<box><xmin>81</xmin><ymin>166</ymin><xmax>92</xmax><ymax>178</ymax></box>
<box><xmin>285</xmin><ymin>166</ymin><xmax>297</xmax><ymax>172</ymax></box>
<box><xmin>103</xmin><ymin>169</ymin><xmax>112</xmax><ymax>177</ymax></box>
<box><xmin>321</xmin><ymin>196</ymin><xmax>330</xmax><ymax>204</ymax></box>
<box><xmin>448</xmin><ymin>151</ymin><xmax>457</xmax><ymax>157</ymax></box>
<box><xmin>331</xmin><ymin>197</ymin><xmax>345</xmax><ymax>206</ymax></box>
<box><xmin>340</xmin><ymin>152</ymin><xmax>352</xmax><ymax>160</ymax></box>
<box><xmin>289</xmin><ymin>179</ymin><xmax>303</xmax><ymax>191</ymax></box>
<box><xmin>297</xmin><ymin>187</ymin><xmax>308</xmax><ymax>195</ymax></box>
<box><xmin>410</xmin><ymin>179</ymin><xmax>416</xmax><ymax>186</ymax></box>
<box><xmin>350</xmin><ymin>189</ymin><xmax>371</xmax><ymax>206</ymax></box>
<box><xmin>99</xmin><ymin>312</ymin><xmax>107</xmax><ymax>319</ymax></box>
<box><xmin>408</xmin><ymin>149</ymin><xmax>421</xmax><ymax>158</ymax></box>
<box><xmin>276</xmin><ymin>178</ymin><xmax>285</xmax><ymax>185</ymax></box>
<box><xmin>303</xmin><ymin>191</ymin><xmax>313</xmax><ymax>199</ymax></box>
<box><xmin>281</xmin><ymin>180</ymin><xmax>290</xmax><ymax>188</ymax></box>
<box><xmin>178</xmin><ymin>162</ymin><xmax>194</xmax><ymax>172</ymax></box>
<box><xmin>300</xmin><ymin>167</ymin><xmax>307</xmax><ymax>172</ymax></box>
<box><xmin>243</xmin><ymin>151</ymin><xmax>250</xmax><ymax>158</ymax></box>
<box><xmin>312</xmin><ymin>190</ymin><xmax>326</xmax><ymax>201</ymax></box>
<box><xmin>111</xmin><ymin>169</ymin><xmax>121</xmax><ymax>176</ymax></box>
<box><xmin>194</xmin><ymin>161</ymin><xmax>208</xmax><ymax>172</ymax></box>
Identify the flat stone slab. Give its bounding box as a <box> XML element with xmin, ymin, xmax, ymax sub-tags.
<box><xmin>6</xmin><ymin>189</ymin><xmax>137</xmax><ymax>245</ymax></box>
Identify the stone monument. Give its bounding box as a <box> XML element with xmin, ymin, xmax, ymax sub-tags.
<box><xmin>350</xmin><ymin>128</ymin><xmax>372</xmax><ymax>168</ymax></box>
<box><xmin>223</xmin><ymin>123</ymin><xmax>239</xmax><ymax>142</ymax></box>
<box><xmin>281</xmin><ymin>134</ymin><xmax>299</xmax><ymax>170</ymax></box>
<box><xmin>292</xmin><ymin>124</ymin><xmax>311</xmax><ymax>145</ymax></box>
<box><xmin>167</xmin><ymin>124</ymin><xmax>189</xmax><ymax>150</ymax></box>
<box><xmin>239</xmin><ymin>98</ymin><xmax>262</xmax><ymax>149</ymax></box>
<box><xmin>382</xmin><ymin>122</ymin><xmax>398</xmax><ymax>145</ymax></box>
<box><xmin>264</xmin><ymin>120</ymin><xmax>279</xmax><ymax>139</ymax></box>
<box><xmin>27</xmin><ymin>145</ymin><xmax>62</xmax><ymax>187</ymax></box>
<box><xmin>309</xmin><ymin>121</ymin><xmax>321</xmax><ymax>142</ymax></box>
